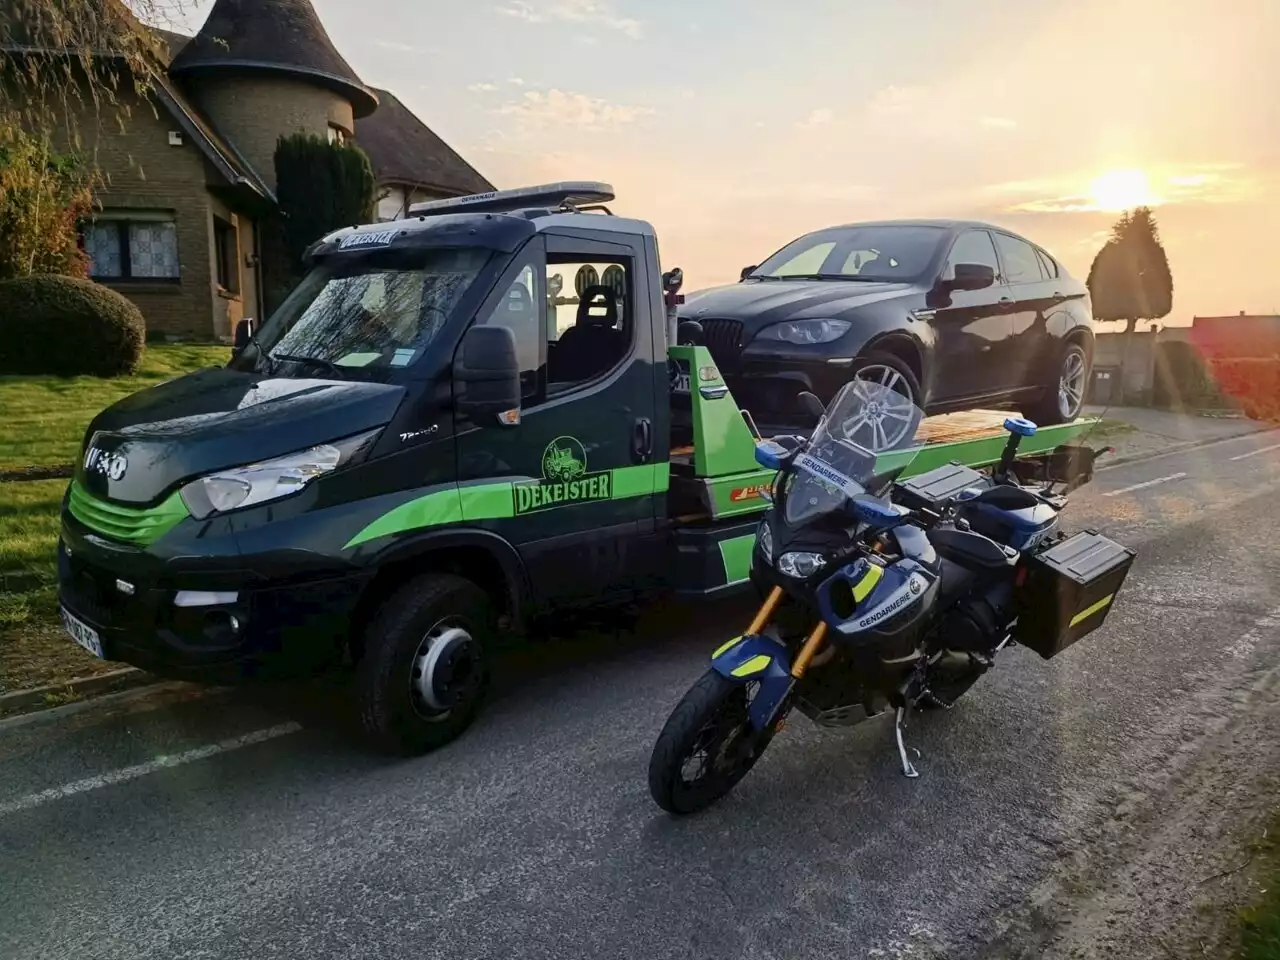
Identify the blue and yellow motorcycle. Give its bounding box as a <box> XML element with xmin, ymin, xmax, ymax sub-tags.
<box><xmin>647</xmin><ymin>381</ymin><xmax>1133</xmax><ymax>815</ymax></box>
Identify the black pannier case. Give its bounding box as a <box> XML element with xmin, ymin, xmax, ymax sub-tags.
<box><xmin>1015</xmin><ymin>530</ymin><xmax>1135</xmax><ymax>659</ymax></box>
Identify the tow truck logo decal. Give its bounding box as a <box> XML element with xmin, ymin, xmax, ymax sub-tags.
<box><xmin>514</xmin><ymin>437</ymin><xmax>611</xmax><ymax>514</ymax></box>
<box><xmin>730</xmin><ymin>483</ymin><xmax>772</xmax><ymax>503</ymax></box>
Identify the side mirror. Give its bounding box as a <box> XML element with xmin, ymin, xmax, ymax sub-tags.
<box><xmin>740</xmin><ymin>265</ymin><xmax>759</xmax><ymax>281</ymax></box>
<box><xmin>797</xmin><ymin>391</ymin><xmax>825</xmax><ymax>426</ymax></box>
<box><xmin>677</xmin><ymin>320</ymin><xmax>704</xmax><ymax>346</ymax></box>
<box><xmin>232</xmin><ymin>317</ymin><xmax>253</xmax><ymax>353</ymax></box>
<box><xmin>948</xmin><ymin>263</ymin><xmax>996</xmax><ymax>292</ymax></box>
<box><xmin>455</xmin><ymin>325</ymin><xmax>521</xmax><ymax>426</ymax></box>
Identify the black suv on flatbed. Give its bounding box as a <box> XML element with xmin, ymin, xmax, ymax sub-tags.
<box><xmin>680</xmin><ymin>220</ymin><xmax>1094</xmax><ymax>448</ymax></box>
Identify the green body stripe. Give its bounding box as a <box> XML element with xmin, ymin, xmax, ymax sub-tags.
<box><xmin>67</xmin><ymin>480</ymin><xmax>189</xmax><ymax>546</ymax></box>
<box><xmin>718</xmin><ymin>534</ymin><xmax>757</xmax><ymax>586</ymax></box>
<box><xmin>459</xmin><ymin>484</ymin><xmax>515</xmax><ymax>521</ymax></box>
<box><xmin>345</xmin><ymin>463</ymin><xmax>669</xmax><ymax>549</ymax></box>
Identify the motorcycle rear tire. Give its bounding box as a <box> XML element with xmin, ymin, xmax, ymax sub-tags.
<box><xmin>648</xmin><ymin>670</ymin><xmax>773</xmax><ymax>815</ymax></box>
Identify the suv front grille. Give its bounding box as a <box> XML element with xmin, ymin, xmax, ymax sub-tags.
<box><xmin>698</xmin><ymin>318</ymin><xmax>747</xmax><ymax>368</ymax></box>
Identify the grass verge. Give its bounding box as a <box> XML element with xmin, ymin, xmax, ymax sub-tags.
<box><xmin>1240</xmin><ymin>812</ymin><xmax>1280</xmax><ymax>958</ymax></box>
<box><xmin>0</xmin><ymin>344</ymin><xmax>228</xmax><ymax>694</ymax></box>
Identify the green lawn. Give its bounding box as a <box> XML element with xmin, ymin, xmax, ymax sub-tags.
<box><xmin>0</xmin><ymin>344</ymin><xmax>229</xmax><ymax>473</ymax></box>
<box><xmin>0</xmin><ymin>344</ymin><xmax>228</xmax><ymax>693</ymax></box>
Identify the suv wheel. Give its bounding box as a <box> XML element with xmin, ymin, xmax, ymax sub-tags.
<box><xmin>1023</xmin><ymin>342</ymin><xmax>1089</xmax><ymax>426</ymax></box>
<box><xmin>844</xmin><ymin>352</ymin><xmax>924</xmax><ymax>452</ymax></box>
<box><xmin>355</xmin><ymin>572</ymin><xmax>493</xmax><ymax>755</ymax></box>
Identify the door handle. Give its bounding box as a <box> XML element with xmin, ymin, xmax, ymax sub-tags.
<box><xmin>632</xmin><ymin>417</ymin><xmax>653</xmax><ymax>463</ymax></box>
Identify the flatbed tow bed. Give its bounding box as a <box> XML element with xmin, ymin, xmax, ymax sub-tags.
<box><xmin>663</xmin><ymin>342</ymin><xmax>1095</xmax><ymax>596</ymax></box>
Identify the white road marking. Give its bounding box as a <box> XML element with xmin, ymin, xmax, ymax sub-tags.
<box><xmin>1103</xmin><ymin>473</ymin><xmax>1188</xmax><ymax>497</ymax></box>
<box><xmin>1227</xmin><ymin>608</ymin><xmax>1280</xmax><ymax>659</ymax></box>
<box><xmin>0</xmin><ymin>722</ymin><xmax>301</xmax><ymax>818</ymax></box>
<box><xmin>1230</xmin><ymin>442</ymin><xmax>1280</xmax><ymax>462</ymax></box>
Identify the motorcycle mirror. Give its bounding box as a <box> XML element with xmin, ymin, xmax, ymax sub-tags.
<box><xmin>798</xmin><ymin>391</ymin><xmax>825</xmax><ymax>425</ymax></box>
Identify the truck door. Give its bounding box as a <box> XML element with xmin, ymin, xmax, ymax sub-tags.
<box><xmin>454</xmin><ymin>231</ymin><xmax>663</xmax><ymax>605</ymax></box>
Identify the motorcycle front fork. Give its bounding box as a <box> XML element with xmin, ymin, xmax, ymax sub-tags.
<box><xmin>747</xmin><ymin>584</ymin><xmax>920</xmax><ymax>779</ymax></box>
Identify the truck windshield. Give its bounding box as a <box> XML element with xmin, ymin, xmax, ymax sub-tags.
<box><xmin>751</xmin><ymin>225</ymin><xmax>946</xmax><ymax>283</ymax></box>
<box><xmin>251</xmin><ymin>248</ymin><xmax>492</xmax><ymax>376</ymax></box>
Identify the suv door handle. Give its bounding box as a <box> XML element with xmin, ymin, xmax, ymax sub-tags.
<box><xmin>632</xmin><ymin>417</ymin><xmax>653</xmax><ymax>463</ymax></box>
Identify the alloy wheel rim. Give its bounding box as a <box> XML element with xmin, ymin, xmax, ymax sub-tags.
<box><xmin>841</xmin><ymin>365</ymin><xmax>918</xmax><ymax>452</ymax></box>
<box><xmin>1058</xmin><ymin>351</ymin><xmax>1086</xmax><ymax>419</ymax></box>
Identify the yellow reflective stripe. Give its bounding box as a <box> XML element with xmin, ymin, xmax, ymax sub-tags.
<box><xmin>712</xmin><ymin>636</ymin><xmax>743</xmax><ymax>660</ymax></box>
<box><xmin>1070</xmin><ymin>593</ymin><xmax>1114</xmax><ymax>627</ymax></box>
<box><xmin>852</xmin><ymin>564</ymin><xmax>884</xmax><ymax>603</ymax></box>
<box><xmin>730</xmin><ymin>654</ymin><xmax>771</xmax><ymax>677</ymax></box>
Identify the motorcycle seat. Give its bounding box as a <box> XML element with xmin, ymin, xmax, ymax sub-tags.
<box><xmin>971</xmin><ymin>484</ymin><xmax>1043</xmax><ymax>511</ymax></box>
<box><xmin>927</xmin><ymin>527</ymin><xmax>1017</xmax><ymax>570</ymax></box>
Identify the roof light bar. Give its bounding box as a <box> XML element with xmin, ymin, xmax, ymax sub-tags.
<box><xmin>408</xmin><ymin>181</ymin><xmax>615</xmax><ymax>217</ymax></box>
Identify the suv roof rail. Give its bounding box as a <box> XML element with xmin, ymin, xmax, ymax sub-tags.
<box><xmin>408</xmin><ymin>181</ymin><xmax>616</xmax><ymax>218</ymax></box>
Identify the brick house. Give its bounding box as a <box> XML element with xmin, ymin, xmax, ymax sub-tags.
<box><xmin>2</xmin><ymin>0</ymin><xmax>493</xmax><ymax>341</ymax></box>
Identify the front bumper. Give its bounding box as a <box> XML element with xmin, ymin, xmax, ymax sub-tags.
<box><xmin>56</xmin><ymin>526</ymin><xmax>372</xmax><ymax>683</ymax></box>
<box><xmin>725</xmin><ymin>359</ymin><xmax>853</xmax><ymax>430</ymax></box>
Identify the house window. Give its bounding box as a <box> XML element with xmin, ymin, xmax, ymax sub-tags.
<box><xmin>213</xmin><ymin>216</ymin><xmax>240</xmax><ymax>294</ymax></box>
<box><xmin>82</xmin><ymin>214</ymin><xmax>180</xmax><ymax>282</ymax></box>
<box><xmin>327</xmin><ymin>124</ymin><xmax>348</xmax><ymax>146</ymax></box>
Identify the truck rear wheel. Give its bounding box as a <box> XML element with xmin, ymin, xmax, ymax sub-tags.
<box><xmin>355</xmin><ymin>572</ymin><xmax>493</xmax><ymax>755</ymax></box>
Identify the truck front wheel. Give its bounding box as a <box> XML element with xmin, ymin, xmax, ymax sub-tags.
<box><xmin>355</xmin><ymin>572</ymin><xmax>493</xmax><ymax>754</ymax></box>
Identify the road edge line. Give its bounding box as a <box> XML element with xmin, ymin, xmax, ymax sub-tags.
<box><xmin>1098</xmin><ymin>424</ymin><xmax>1280</xmax><ymax>472</ymax></box>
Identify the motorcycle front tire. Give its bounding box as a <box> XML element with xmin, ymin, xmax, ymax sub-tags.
<box><xmin>648</xmin><ymin>669</ymin><xmax>774</xmax><ymax>815</ymax></box>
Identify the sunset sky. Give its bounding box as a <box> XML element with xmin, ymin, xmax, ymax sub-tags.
<box><xmin>173</xmin><ymin>0</ymin><xmax>1280</xmax><ymax>325</ymax></box>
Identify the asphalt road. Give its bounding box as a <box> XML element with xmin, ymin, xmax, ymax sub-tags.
<box><xmin>4</xmin><ymin>428</ymin><xmax>1280</xmax><ymax>960</ymax></box>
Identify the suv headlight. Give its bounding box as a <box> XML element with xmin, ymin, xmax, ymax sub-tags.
<box><xmin>757</xmin><ymin>319</ymin><xmax>851</xmax><ymax>345</ymax></box>
<box><xmin>180</xmin><ymin>430</ymin><xmax>379</xmax><ymax>519</ymax></box>
<box><xmin>777</xmin><ymin>551</ymin><xmax>826</xmax><ymax>578</ymax></box>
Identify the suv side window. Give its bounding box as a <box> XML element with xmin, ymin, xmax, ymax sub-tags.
<box><xmin>944</xmin><ymin>230</ymin><xmax>1001</xmax><ymax>280</ymax></box>
<box><xmin>477</xmin><ymin>261</ymin><xmax>542</xmax><ymax>400</ymax></box>
<box><xmin>1035</xmin><ymin>247</ymin><xmax>1059</xmax><ymax>279</ymax></box>
<box><xmin>546</xmin><ymin>256</ymin><xmax>634</xmax><ymax>396</ymax></box>
<box><xmin>993</xmin><ymin>232</ymin><xmax>1046</xmax><ymax>284</ymax></box>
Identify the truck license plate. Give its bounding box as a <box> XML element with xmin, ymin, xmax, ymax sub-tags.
<box><xmin>60</xmin><ymin>606</ymin><xmax>104</xmax><ymax>659</ymax></box>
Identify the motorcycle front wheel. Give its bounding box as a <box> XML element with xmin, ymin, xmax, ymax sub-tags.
<box><xmin>648</xmin><ymin>669</ymin><xmax>774</xmax><ymax>815</ymax></box>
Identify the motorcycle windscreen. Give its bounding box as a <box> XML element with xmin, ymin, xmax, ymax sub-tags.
<box><xmin>783</xmin><ymin>379</ymin><xmax>925</xmax><ymax>526</ymax></box>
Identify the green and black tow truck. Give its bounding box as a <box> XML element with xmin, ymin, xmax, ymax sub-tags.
<box><xmin>58</xmin><ymin>182</ymin><xmax>1097</xmax><ymax>753</ymax></box>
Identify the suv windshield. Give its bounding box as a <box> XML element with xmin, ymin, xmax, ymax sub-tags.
<box><xmin>752</xmin><ymin>225</ymin><xmax>947</xmax><ymax>283</ymax></box>
<box><xmin>250</xmin><ymin>248</ymin><xmax>492</xmax><ymax>376</ymax></box>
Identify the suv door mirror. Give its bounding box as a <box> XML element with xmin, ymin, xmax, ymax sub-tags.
<box><xmin>740</xmin><ymin>265</ymin><xmax>759</xmax><ymax>281</ymax></box>
<box><xmin>232</xmin><ymin>317</ymin><xmax>253</xmax><ymax>353</ymax></box>
<box><xmin>455</xmin><ymin>325</ymin><xmax>522</xmax><ymax>426</ymax></box>
<box><xmin>948</xmin><ymin>263</ymin><xmax>996</xmax><ymax>291</ymax></box>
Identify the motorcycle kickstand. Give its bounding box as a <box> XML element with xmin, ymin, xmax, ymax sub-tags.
<box><xmin>894</xmin><ymin>705</ymin><xmax>921</xmax><ymax>779</ymax></box>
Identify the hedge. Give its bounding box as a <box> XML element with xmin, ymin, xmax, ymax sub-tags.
<box><xmin>1205</xmin><ymin>358</ymin><xmax>1280</xmax><ymax>423</ymax></box>
<box><xmin>0</xmin><ymin>274</ymin><xmax>145</xmax><ymax>377</ymax></box>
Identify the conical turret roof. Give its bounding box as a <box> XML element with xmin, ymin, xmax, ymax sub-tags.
<box><xmin>170</xmin><ymin>0</ymin><xmax>377</xmax><ymax>117</ymax></box>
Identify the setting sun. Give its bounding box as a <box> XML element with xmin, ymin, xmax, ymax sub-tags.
<box><xmin>1089</xmin><ymin>169</ymin><xmax>1160</xmax><ymax>212</ymax></box>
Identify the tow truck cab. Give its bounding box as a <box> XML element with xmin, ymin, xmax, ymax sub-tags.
<box><xmin>58</xmin><ymin>181</ymin><xmax>1093</xmax><ymax>754</ymax></box>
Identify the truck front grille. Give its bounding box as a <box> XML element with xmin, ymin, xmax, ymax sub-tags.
<box><xmin>67</xmin><ymin>480</ymin><xmax>189</xmax><ymax>546</ymax></box>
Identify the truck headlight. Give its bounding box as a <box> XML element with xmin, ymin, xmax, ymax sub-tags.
<box><xmin>180</xmin><ymin>430</ymin><xmax>378</xmax><ymax>519</ymax></box>
<box><xmin>777</xmin><ymin>551</ymin><xmax>826</xmax><ymax>578</ymax></box>
<box><xmin>756</xmin><ymin>319</ymin><xmax>851</xmax><ymax>345</ymax></box>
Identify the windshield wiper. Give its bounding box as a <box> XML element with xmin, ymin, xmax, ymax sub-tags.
<box><xmin>779</xmin><ymin>273</ymin><xmax>885</xmax><ymax>282</ymax></box>
<box><xmin>271</xmin><ymin>353</ymin><xmax>350</xmax><ymax>380</ymax></box>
